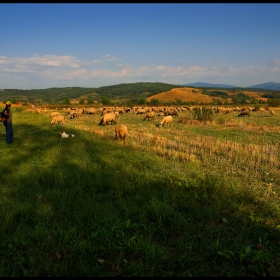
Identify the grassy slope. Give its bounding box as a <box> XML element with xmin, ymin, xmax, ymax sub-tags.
<box><xmin>0</xmin><ymin>109</ymin><xmax>280</xmax><ymax>276</ymax></box>
<box><xmin>146</xmin><ymin>87</ymin><xmax>268</xmax><ymax>103</ymax></box>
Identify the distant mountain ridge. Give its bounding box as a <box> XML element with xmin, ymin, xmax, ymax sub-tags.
<box><xmin>183</xmin><ymin>82</ymin><xmax>280</xmax><ymax>90</ymax></box>
<box><xmin>247</xmin><ymin>82</ymin><xmax>280</xmax><ymax>91</ymax></box>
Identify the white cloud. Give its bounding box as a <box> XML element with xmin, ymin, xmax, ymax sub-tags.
<box><xmin>270</xmin><ymin>67</ymin><xmax>280</xmax><ymax>74</ymax></box>
<box><xmin>0</xmin><ymin>54</ymin><xmax>80</xmax><ymax>73</ymax></box>
<box><xmin>86</xmin><ymin>54</ymin><xmax>119</xmax><ymax>65</ymax></box>
<box><xmin>0</xmin><ymin>54</ymin><xmax>279</xmax><ymax>88</ymax></box>
<box><xmin>92</xmin><ymin>59</ymin><xmax>102</xmax><ymax>64</ymax></box>
<box><xmin>43</xmin><ymin>68</ymin><xmax>88</xmax><ymax>80</ymax></box>
<box><xmin>274</xmin><ymin>59</ymin><xmax>280</xmax><ymax>66</ymax></box>
<box><xmin>90</xmin><ymin>69</ymin><xmax>125</xmax><ymax>78</ymax></box>
<box><xmin>103</xmin><ymin>54</ymin><xmax>119</xmax><ymax>62</ymax></box>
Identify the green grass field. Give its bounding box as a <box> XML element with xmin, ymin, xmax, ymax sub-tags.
<box><xmin>0</xmin><ymin>106</ymin><xmax>280</xmax><ymax>276</ymax></box>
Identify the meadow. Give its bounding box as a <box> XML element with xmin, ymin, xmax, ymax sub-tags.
<box><xmin>0</xmin><ymin>105</ymin><xmax>280</xmax><ymax>276</ymax></box>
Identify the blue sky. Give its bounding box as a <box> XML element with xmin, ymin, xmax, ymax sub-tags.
<box><xmin>1</xmin><ymin>3</ymin><xmax>280</xmax><ymax>89</ymax></box>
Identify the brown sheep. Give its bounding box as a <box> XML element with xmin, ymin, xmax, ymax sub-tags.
<box><xmin>238</xmin><ymin>111</ymin><xmax>250</xmax><ymax>117</ymax></box>
<box><xmin>158</xmin><ymin>115</ymin><xmax>173</xmax><ymax>127</ymax></box>
<box><xmin>51</xmin><ymin>115</ymin><xmax>65</xmax><ymax>124</ymax></box>
<box><xmin>164</xmin><ymin>108</ymin><xmax>178</xmax><ymax>117</ymax></box>
<box><xmin>115</xmin><ymin>124</ymin><xmax>128</xmax><ymax>142</ymax></box>
<box><xmin>99</xmin><ymin>112</ymin><xmax>117</xmax><ymax>126</ymax></box>
<box><xmin>144</xmin><ymin>111</ymin><xmax>155</xmax><ymax>121</ymax></box>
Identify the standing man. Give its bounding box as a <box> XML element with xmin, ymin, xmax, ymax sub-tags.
<box><xmin>1</xmin><ymin>101</ymin><xmax>14</xmax><ymax>144</ymax></box>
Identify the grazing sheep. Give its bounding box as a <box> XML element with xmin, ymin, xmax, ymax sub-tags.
<box><xmin>238</xmin><ymin>111</ymin><xmax>250</xmax><ymax>117</ymax></box>
<box><xmin>59</xmin><ymin>131</ymin><xmax>75</xmax><ymax>138</ymax></box>
<box><xmin>269</xmin><ymin>109</ymin><xmax>275</xmax><ymax>115</ymax></box>
<box><xmin>83</xmin><ymin>107</ymin><xmax>97</xmax><ymax>114</ymax></box>
<box><xmin>157</xmin><ymin>112</ymin><xmax>165</xmax><ymax>117</ymax></box>
<box><xmin>115</xmin><ymin>124</ymin><xmax>128</xmax><ymax>142</ymax></box>
<box><xmin>68</xmin><ymin>111</ymin><xmax>77</xmax><ymax>119</ymax></box>
<box><xmin>98</xmin><ymin>112</ymin><xmax>117</xmax><ymax>126</ymax></box>
<box><xmin>51</xmin><ymin>115</ymin><xmax>65</xmax><ymax>124</ymax></box>
<box><xmin>165</xmin><ymin>108</ymin><xmax>178</xmax><ymax>117</ymax></box>
<box><xmin>144</xmin><ymin>111</ymin><xmax>155</xmax><ymax>121</ymax></box>
<box><xmin>50</xmin><ymin>111</ymin><xmax>60</xmax><ymax>118</ymax></box>
<box><xmin>158</xmin><ymin>115</ymin><xmax>173</xmax><ymax>127</ymax></box>
<box><xmin>135</xmin><ymin>108</ymin><xmax>146</xmax><ymax>114</ymax></box>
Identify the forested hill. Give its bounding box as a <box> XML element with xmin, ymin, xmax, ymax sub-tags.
<box><xmin>0</xmin><ymin>82</ymin><xmax>177</xmax><ymax>104</ymax></box>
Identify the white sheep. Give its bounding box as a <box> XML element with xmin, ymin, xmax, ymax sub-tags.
<box><xmin>158</xmin><ymin>115</ymin><xmax>173</xmax><ymax>127</ymax></box>
<box><xmin>59</xmin><ymin>131</ymin><xmax>75</xmax><ymax>138</ymax></box>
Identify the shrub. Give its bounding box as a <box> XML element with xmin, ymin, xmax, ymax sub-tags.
<box><xmin>267</xmin><ymin>99</ymin><xmax>280</xmax><ymax>107</ymax></box>
<box><xmin>192</xmin><ymin>106</ymin><xmax>214</xmax><ymax>122</ymax></box>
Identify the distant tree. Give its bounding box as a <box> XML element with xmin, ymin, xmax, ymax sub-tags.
<box><xmin>138</xmin><ymin>97</ymin><xmax>147</xmax><ymax>105</ymax></box>
<box><xmin>150</xmin><ymin>98</ymin><xmax>160</xmax><ymax>106</ymax></box>
<box><xmin>125</xmin><ymin>99</ymin><xmax>133</xmax><ymax>107</ymax></box>
<box><xmin>87</xmin><ymin>99</ymin><xmax>94</xmax><ymax>104</ymax></box>
<box><xmin>130</xmin><ymin>98</ymin><xmax>138</xmax><ymax>105</ymax></box>
<box><xmin>214</xmin><ymin>99</ymin><xmax>223</xmax><ymax>105</ymax></box>
<box><xmin>79</xmin><ymin>99</ymin><xmax>85</xmax><ymax>105</ymax></box>
<box><xmin>253</xmin><ymin>105</ymin><xmax>261</xmax><ymax>111</ymax></box>
<box><xmin>101</xmin><ymin>97</ymin><xmax>112</xmax><ymax>105</ymax></box>
<box><xmin>267</xmin><ymin>99</ymin><xmax>280</xmax><ymax>107</ymax></box>
<box><xmin>63</xmin><ymin>97</ymin><xmax>71</xmax><ymax>105</ymax></box>
<box><xmin>176</xmin><ymin>99</ymin><xmax>183</xmax><ymax>105</ymax></box>
<box><xmin>258</xmin><ymin>99</ymin><xmax>266</xmax><ymax>104</ymax></box>
<box><xmin>250</xmin><ymin>98</ymin><xmax>256</xmax><ymax>104</ymax></box>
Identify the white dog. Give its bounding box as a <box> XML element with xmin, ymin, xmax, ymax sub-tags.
<box><xmin>59</xmin><ymin>131</ymin><xmax>75</xmax><ymax>138</ymax></box>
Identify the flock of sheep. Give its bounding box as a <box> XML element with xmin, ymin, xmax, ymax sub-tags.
<box><xmin>43</xmin><ymin>104</ymin><xmax>275</xmax><ymax>142</ymax></box>
<box><xmin>47</xmin><ymin>105</ymin><xmax>179</xmax><ymax>142</ymax></box>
